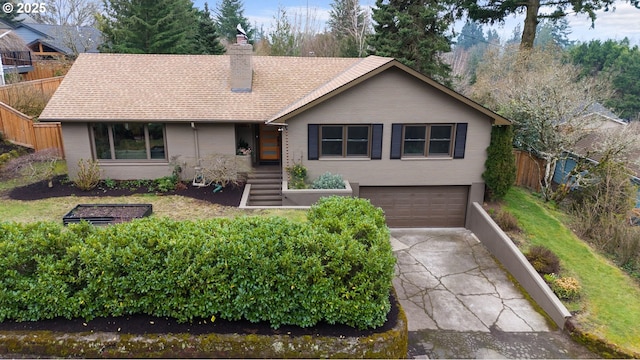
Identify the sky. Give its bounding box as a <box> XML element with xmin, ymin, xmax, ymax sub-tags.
<box><xmin>194</xmin><ymin>0</ymin><xmax>640</xmax><ymax>46</ymax></box>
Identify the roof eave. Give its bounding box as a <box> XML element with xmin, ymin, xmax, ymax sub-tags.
<box><xmin>39</xmin><ymin>117</ymin><xmax>265</xmax><ymax>123</ymax></box>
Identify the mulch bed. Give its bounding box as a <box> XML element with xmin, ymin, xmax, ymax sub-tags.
<box><xmin>2</xmin><ymin>174</ymin><xmax>400</xmax><ymax>338</ymax></box>
<box><xmin>0</xmin><ymin>293</ymin><xmax>399</xmax><ymax>337</ymax></box>
<box><xmin>7</xmin><ymin>175</ymin><xmax>243</xmax><ymax>206</ymax></box>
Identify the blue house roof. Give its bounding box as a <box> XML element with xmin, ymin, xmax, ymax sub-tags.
<box><xmin>0</xmin><ymin>17</ymin><xmax>101</xmax><ymax>56</ymax></box>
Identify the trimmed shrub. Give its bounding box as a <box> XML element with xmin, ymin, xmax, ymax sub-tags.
<box><xmin>0</xmin><ymin>197</ymin><xmax>395</xmax><ymax>330</ymax></box>
<box><xmin>544</xmin><ymin>274</ymin><xmax>582</xmax><ymax>301</ymax></box>
<box><xmin>312</xmin><ymin>172</ymin><xmax>346</xmax><ymax>189</ymax></box>
<box><xmin>525</xmin><ymin>245</ymin><xmax>561</xmax><ymax>275</ymax></box>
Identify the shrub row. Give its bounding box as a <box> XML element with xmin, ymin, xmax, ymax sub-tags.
<box><xmin>0</xmin><ymin>197</ymin><xmax>395</xmax><ymax>330</ymax></box>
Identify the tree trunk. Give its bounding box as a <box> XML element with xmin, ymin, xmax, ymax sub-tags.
<box><xmin>520</xmin><ymin>0</ymin><xmax>540</xmax><ymax>49</ymax></box>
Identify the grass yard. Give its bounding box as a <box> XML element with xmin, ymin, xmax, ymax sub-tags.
<box><xmin>0</xmin><ymin>160</ymin><xmax>307</xmax><ymax>223</ymax></box>
<box><xmin>1</xmin><ymin>194</ymin><xmax>308</xmax><ymax>223</ymax></box>
<box><xmin>503</xmin><ymin>187</ymin><xmax>640</xmax><ymax>355</ymax></box>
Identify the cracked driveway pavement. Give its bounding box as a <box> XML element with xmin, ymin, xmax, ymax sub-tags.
<box><xmin>391</xmin><ymin>228</ymin><xmax>597</xmax><ymax>359</ymax></box>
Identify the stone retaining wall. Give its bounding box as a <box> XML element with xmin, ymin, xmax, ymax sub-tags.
<box><xmin>0</xmin><ymin>295</ymin><xmax>407</xmax><ymax>358</ymax></box>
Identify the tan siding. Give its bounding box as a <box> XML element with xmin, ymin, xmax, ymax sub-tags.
<box><xmin>167</xmin><ymin>123</ymin><xmax>237</xmax><ymax>180</ymax></box>
<box><xmin>284</xmin><ymin>68</ymin><xmax>491</xmax><ymax>186</ymax></box>
<box><xmin>196</xmin><ymin>123</ymin><xmax>236</xmax><ymax>156</ymax></box>
<box><xmin>64</xmin><ymin>122</ymin><xmax>240</xmax><ymax>180</ymax></box>
<box><xmin>61</xmin><ymin>123</ymin><xmax>92</xmax><ymax>179</ymax></box>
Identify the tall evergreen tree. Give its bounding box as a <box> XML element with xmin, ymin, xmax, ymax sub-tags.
<box><xmin>368</xmin><ymin>0</ymin><xmax>453</xmax><ymax>85</ymax></box>
<box><xmin>269</xmin><ymin>6</ymin><xmax>299</xmax><ymax>56</ymax></box>
<box><xmin>0</xmin><ymin>1</ymin><xmax>22</xmax><ymax>26</ymax></box>
<box><xmin>570</xmin><ymin>39</ymin><xmax>640</xmax><ymax>120</ymax></box>
<box><xmin>328</xmin><ymin>0</ymin><xmax>370</xmax><ymax>57</ymax></box>
<box><xmin>455</xmin><ymin>0</ymin><xmax>620</xmax><ymax>49</ymax></box>
<box><xmin>214</xmin><ymin>0</ymin><xmax>253</xmax><ymax>43</ymax></box>
<box><xmin>534</xmin><ymin>18</ymin><xmax>573</xmax><ymax>48</ymax></box>
<box><xmin>456</xmin><ymin>20</ymin><xmax>485</xmax><ymax>50</ymax></box>
<box><xmin>196</xmin><ymin>2</ymin><xmax>226</xmax><ymax>54</ymax></box>
<box><xmin>99</xmin><ymin>0</ymin><xmax>199</xmax><ymax>54</ymax></box>
<box><xmin>485</xmin><ymin>29</ymin><xmax>500</xmax><ymax>45</ymax></box>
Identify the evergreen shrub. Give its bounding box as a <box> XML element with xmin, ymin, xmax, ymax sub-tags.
<box><xmin>0</xmin><ymin>197</ymin><xmax>395</xmax><ymax>330</ymax></box>
<box><xmin>483</xmin><ymin>125</ymin><xmax>516</xmax><ymax>201</ymax></box>
<box><xmin>311</xmin><ymin>172</ymin><xmax>346</xmax><ymax>189</ymax></box>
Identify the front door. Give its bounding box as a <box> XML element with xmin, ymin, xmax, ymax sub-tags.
<box><xmin>258</xmin><ymin>124</ymin><xmax>280</xmax><ymax>162</ymax></box>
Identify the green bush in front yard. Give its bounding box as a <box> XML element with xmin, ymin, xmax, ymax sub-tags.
<box><xmin>0</xmin><ymin>197</ymin><xmax>395</xmax><ymax>330</ymax></box>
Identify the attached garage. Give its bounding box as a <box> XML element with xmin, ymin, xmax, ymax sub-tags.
<box><xmin>359</xmin><ymin>186</ymin><xmax>469</xmax><ymax>228</ymax></box>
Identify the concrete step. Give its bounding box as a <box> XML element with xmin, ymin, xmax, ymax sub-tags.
<box><xmin>250</xmin><ymin>183</ymin><xmax>281</xmax><ymax>190</ymax></box>
<box><xmin>250</xmin><ymin>194</ymin><xmax>282</xmax><ymax>202</ymax></box>
<box><xmin>250</xmin><ymin>189</ymin><xmax>282</xmax><ymax>196</ymax></box>
<box><xmin>247</xmin><ymin>178</ymin><xmax>282</xmax><ymax>185</ymax></box>
<box><xmin>248</xmin><ymin>200</ymin><xmax>283</xmax><ymax>206</ymax></box>
<box><xmin>248</xmin><ymin>171</ymin><xmax>282</xmax><ymax>179</ymax></box>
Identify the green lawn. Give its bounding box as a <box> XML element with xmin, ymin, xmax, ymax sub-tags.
<box><xmin>504</xmin><ymin>187</ymin><xmax>640</xmax><ymax>355</ymax></box>
<box><xmin>0</xmin><ymin>162</ymin><xmax>307</xmax><ymax>223</ymax></box>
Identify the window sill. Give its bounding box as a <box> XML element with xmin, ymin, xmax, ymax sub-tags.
<box><xmin>97</xmin><ymin>160</ymin><xmax>169</xmax><ymax>165</ymax></box>
<box><xmin>400</xmin><ymin>156</ymin><xmax>453</xmax><ymax>160</ymax></box>
<box><xmin>318</xmin><ymin>157</ymin><xmax>371</xmax><ymax>161</ymax></box>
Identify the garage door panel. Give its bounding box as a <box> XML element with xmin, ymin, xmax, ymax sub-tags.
<box><xmin>359</xmin><ymin>186</ymin><xmax>469</xmax><ymax>228</ymax></box>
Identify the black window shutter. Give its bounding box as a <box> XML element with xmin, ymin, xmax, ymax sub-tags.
<box><xmin>453</xmin><ymin>123</ymin><xmax>468</xmax><ymax>159</ymax></box>
<box><xmin>371</xmin><ymin>124</ymin><xmax>383</xmax><ymax>160</ymax></box>
<box><xmin>308</xmin><ymin>124</ymin><xmax>319</xmax><ymax>160</ymax></box>
<box><xmin>390</xmin><ymin>124</ymin><xmax>402</xmax><ymax>159</ymax></box>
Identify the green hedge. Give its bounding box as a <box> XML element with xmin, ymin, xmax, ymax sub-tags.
<box><xmin>0</xmin><ymin>197</ymin><xmax>395</xmax><ymax>330</ymax></box>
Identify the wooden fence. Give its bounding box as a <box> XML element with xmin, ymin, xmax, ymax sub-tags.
<box><xmin>0</xmin><ymin>76</ymin><xmax>64</xmax><ymax>105</ymax></box>
<box><xmin>514</xmin><ymin>150</ymin><xmax>545</xmax><ymax>191</ymax></box>
<box><xmin>23</xmin><ymin>60</ymin><xmax>71</xmax><ymax>82</ymax></box>
<box><xmin>0</xmin><ymin>102</ymin><xmax>64</xmax><ymax>157</ymax></box>
<box><xmin>0</xmin><ymin>77</ymin><xmax>65</xmax><ymax>158</ymax></box>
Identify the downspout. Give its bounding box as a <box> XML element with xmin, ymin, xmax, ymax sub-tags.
<box><xmin>191</xmin><ymin>122</ymin><xmax>200</xmax><ymax>167</ymax></box>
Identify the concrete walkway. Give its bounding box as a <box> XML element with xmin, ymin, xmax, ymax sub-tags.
<box><xmin>391</xmin><ymin>228</ymin><xmax>597</xmax><ymax>359</ymax></box>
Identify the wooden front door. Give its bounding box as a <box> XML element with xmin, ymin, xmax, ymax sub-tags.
<box><xmin>259</xmin><ymin>124</ymin><xmax>280</xmax><ymax>162</ymax></box>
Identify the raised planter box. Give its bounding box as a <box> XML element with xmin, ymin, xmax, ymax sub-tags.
<box><xmin>62</xmin><ymin>204</ymin><xmax>153</xmax><ymax>226</ymax></box>
<box><xmin>282</xmin><ymin>181</ymin><xmax>353</xmax><ymax>206</ymax></box>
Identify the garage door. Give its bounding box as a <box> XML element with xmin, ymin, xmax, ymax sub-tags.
<box><xmin>359</xmin><ymin>186</ymin><xmax>469</xmax><ymax>227</ymax></box>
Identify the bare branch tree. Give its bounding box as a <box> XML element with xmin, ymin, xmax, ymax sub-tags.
<box><xmin>32</xmin><ymin>0</ymin><xmax>100</xmax><ymax>26</ymax></box>
<box><xmin>469</xmin><ymin>45</ymin><xmax>612</xmax><ymax>200</ymax></box>
<box><xmin>328</xmin><ymin>0</ymin><xmax>371</xmax><ymax>57</ymax></box>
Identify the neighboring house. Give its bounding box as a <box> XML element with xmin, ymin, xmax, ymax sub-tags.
<box><xmin>553</xmin><ymin>102</ymin><xmax>630</xmax><ymax>185</ymax></box>
<box><xmin>553</xmin><ymin>103</ymin><xmax>640</xmax><ymax>207</ymax></box>
<box><xmin>1</xmin><ymin>17</ymin><xmax>101</xmax><ymax>58</ymax></box>
<box><xmin>39</xmin><ymin>37</ymin><xmax>511</xmax><ymax>228</ymax></box>
<box><xmin>0</xmin><ymin>29</ymin><xmax>33</xmax><ymax>75</ymax></box>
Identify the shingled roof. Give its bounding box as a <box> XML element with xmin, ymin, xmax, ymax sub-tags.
<box><xmin>40</xmin><ymin>53</ymin><xmax>365</xmax><ymax>122</ymax></box>
<box><xmin>40</xmin><ymin>52</ymin><xmax>511</xmax><ymax>126</ymax></box>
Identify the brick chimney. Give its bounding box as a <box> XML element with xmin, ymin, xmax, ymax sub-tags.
<box><xmin>229</xmin><ymin>34</ymin><xmax>253</xmax><ymax>92</ymax></box>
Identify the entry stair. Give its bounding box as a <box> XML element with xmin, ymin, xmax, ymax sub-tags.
<box><xmin>246</xmin><ymin>166</ymin><xmax>282</xmax><ymax>206</ymax></box>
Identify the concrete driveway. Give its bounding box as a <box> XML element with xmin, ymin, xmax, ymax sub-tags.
<box><xmin>391</xmin><ymin>228</ymin><xmax>597</xmax><ymax>359</ymax></box>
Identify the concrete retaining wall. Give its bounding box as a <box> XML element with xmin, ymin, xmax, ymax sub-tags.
<box><xmin>467</xmin><ymin>202</ymin><xmax>571</xmax><ymax>329</ymax></box>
